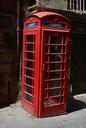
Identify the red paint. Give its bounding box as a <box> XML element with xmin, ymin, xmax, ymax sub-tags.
<box><xmin>22</xmin><ymin>11</ymin><xmax>71</xmax><ymax>117</ymax></box>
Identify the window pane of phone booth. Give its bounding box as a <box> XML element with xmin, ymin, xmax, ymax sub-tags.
<box><xmin>44</xmin><ymin>32</ymin><xmax>66</xmax><ymax>107</ymax></box>
<box><xmin>25</xmin><ymin>93</ymin><xmax>33</xmax><ymax>103</ymax></box>
<box><xmin>24</xmin><ymin>34</ymin><xmax>35</xmax><ymax>104</ymax></box>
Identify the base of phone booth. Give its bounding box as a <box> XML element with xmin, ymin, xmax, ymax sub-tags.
<box><xmin>22</xmin><ymin>99</ymin><xmax>67</xmax><ymax>118</ymax></box>
<box><xmin>39</xmin><ymin>104</ymin><xmax>67</xmax><ymax>118</ymax></box>
<box><xmin>22</xmin><ymin>99</ymin><xmax>35</xmax><ymax>117</ymax></box>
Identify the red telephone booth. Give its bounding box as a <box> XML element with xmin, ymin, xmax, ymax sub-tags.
<box><xmin>22</xmin><ymin>11</ymin><xmax>71</xmax><ymax>117</ymax></box>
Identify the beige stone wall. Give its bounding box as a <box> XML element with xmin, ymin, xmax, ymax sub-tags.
<box><xmin>39</xmin><ymin>0</ymin><xmax>67</xmax><ymax>10</ymax></box>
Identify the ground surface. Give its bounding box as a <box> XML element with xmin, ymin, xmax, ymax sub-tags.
<box><xmin>0</xmin><ymin>94</ymin><xmax>86</xmax><ymax>128</ymax></box>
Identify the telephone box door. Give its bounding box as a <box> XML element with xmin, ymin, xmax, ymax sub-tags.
<box><xmin>22</xmin><ymin>31</ymin><xmax>38</xmax><ymax>115</ymax></box>
<box><xmin>40</xmin><ymin>31</ymin><xmax>69</xmax><ymax>117</ymax></box>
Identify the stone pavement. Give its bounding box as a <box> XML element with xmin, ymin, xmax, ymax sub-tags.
<box><xmin>0</xmin><ymin>94</ymin><xmax>86</xmax><ymax>128</ymax></box>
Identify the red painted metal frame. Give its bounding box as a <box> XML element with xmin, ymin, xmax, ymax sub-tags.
<box><xmin>22</xmin><ymin>11</ymin><xmax>70</xmax><ymax>117</ymax></box>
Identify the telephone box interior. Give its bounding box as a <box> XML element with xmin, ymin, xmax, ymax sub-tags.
<box><xmin>22</xmin><ymin>11</ymin><xmax>70</xmax><ymax>117</ymax></box>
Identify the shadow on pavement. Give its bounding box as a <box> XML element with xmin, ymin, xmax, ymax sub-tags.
<box><xmin>71</xmin><ymin>98</ymin><xmax>86</xmax><ymax>112</ymax></box>
<box><xmin>0</xmin><ymin>104</ymin><xmax>10</xmax><ymax>109</ymax></box>
<box><xmin>67</xmin><ymin>97</ymin><xmax>86</xmax><ymax>113</ymax></box>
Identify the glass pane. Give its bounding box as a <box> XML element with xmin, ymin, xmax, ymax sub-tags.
<box><xmin>26</xmin><ymin>61</ymin><xmax>33</xmax><ymax>68</ymax></box>
<box><xmin>49</xmin><ymin>80</ymin><xmax>64</xmax><ymax>88</ymax></box>
<box><xmin>50</xmin><ymin>35</ymin><xmax>62</xmax><ymax>44</ymax></box>
<box><xmin>50</xmin><ymin>63</ymin><xmax>61</xmax><ymax>70</ymax></box>
<box><xmin>25</xmin><ymin>77</ymin><xmax>33</xmax><ymax>86</ymax></box>
<box><xmin>26</xmin><ymin>52</ymin><xmax>34</xmax><ymax>60</ymax></box>
<box><xmin>48</xmin><ymin>89</ymin><xmax>60</xmax><ymax>96</ymax></box>
<box><xmin>63</xmin><ymin>46</ymin><xmax>66</xmax><ymax>53</ymax></box>
<box><xmin>59</xmin><ymin>97</ymin><xmax>64</xmax><ymax>103</ymax></box>
<box><xmin>62</xmin><ymin>55</ymin><xmax>65</xmax><ymax>62</ymax></box>
<box><xmin>26</xmin><ymin>69</ymin><xmax>33</xmax><ymax>77</ymax></box>
<box><xmin>25</xmin><ymin>93</ymin><xmax>32</xmax><ymax>102</ymax></box>
<box><xmin>46</xmin><ymin>36</ymin><xmax>49</xmax><ymax>44</ymax></box>
<box><xmin>26</xmin><ymin>86</ymin><xmax>32</xmax><ymax>94</ymax></box>
<box><xmin>26</xmin><ymin>35</ymin><xmax>35</xmax><ymax>42</ymax></box>
<box><xmin>49</xmin><ymin>72</ymin><xmax>61</xmax><ymax>79</ymax></box>
<box><xmin>50</xmin><ymin>46</ymin><xmax>62</xmax><ymax>53</ymax></box>
<box><xmin>26</xmin><ymin>44</ymin><xmax>34</xmax><ymax>51</ymax></box>
<box><xmin>63</xmin><ymin>36</ymin><xmax>66</xmax><ymax>44</ymax></box>
<box><xmin>50</xmin><ymin>55</ymin><xmax>62</xmax><ymax>61</ymax></box>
